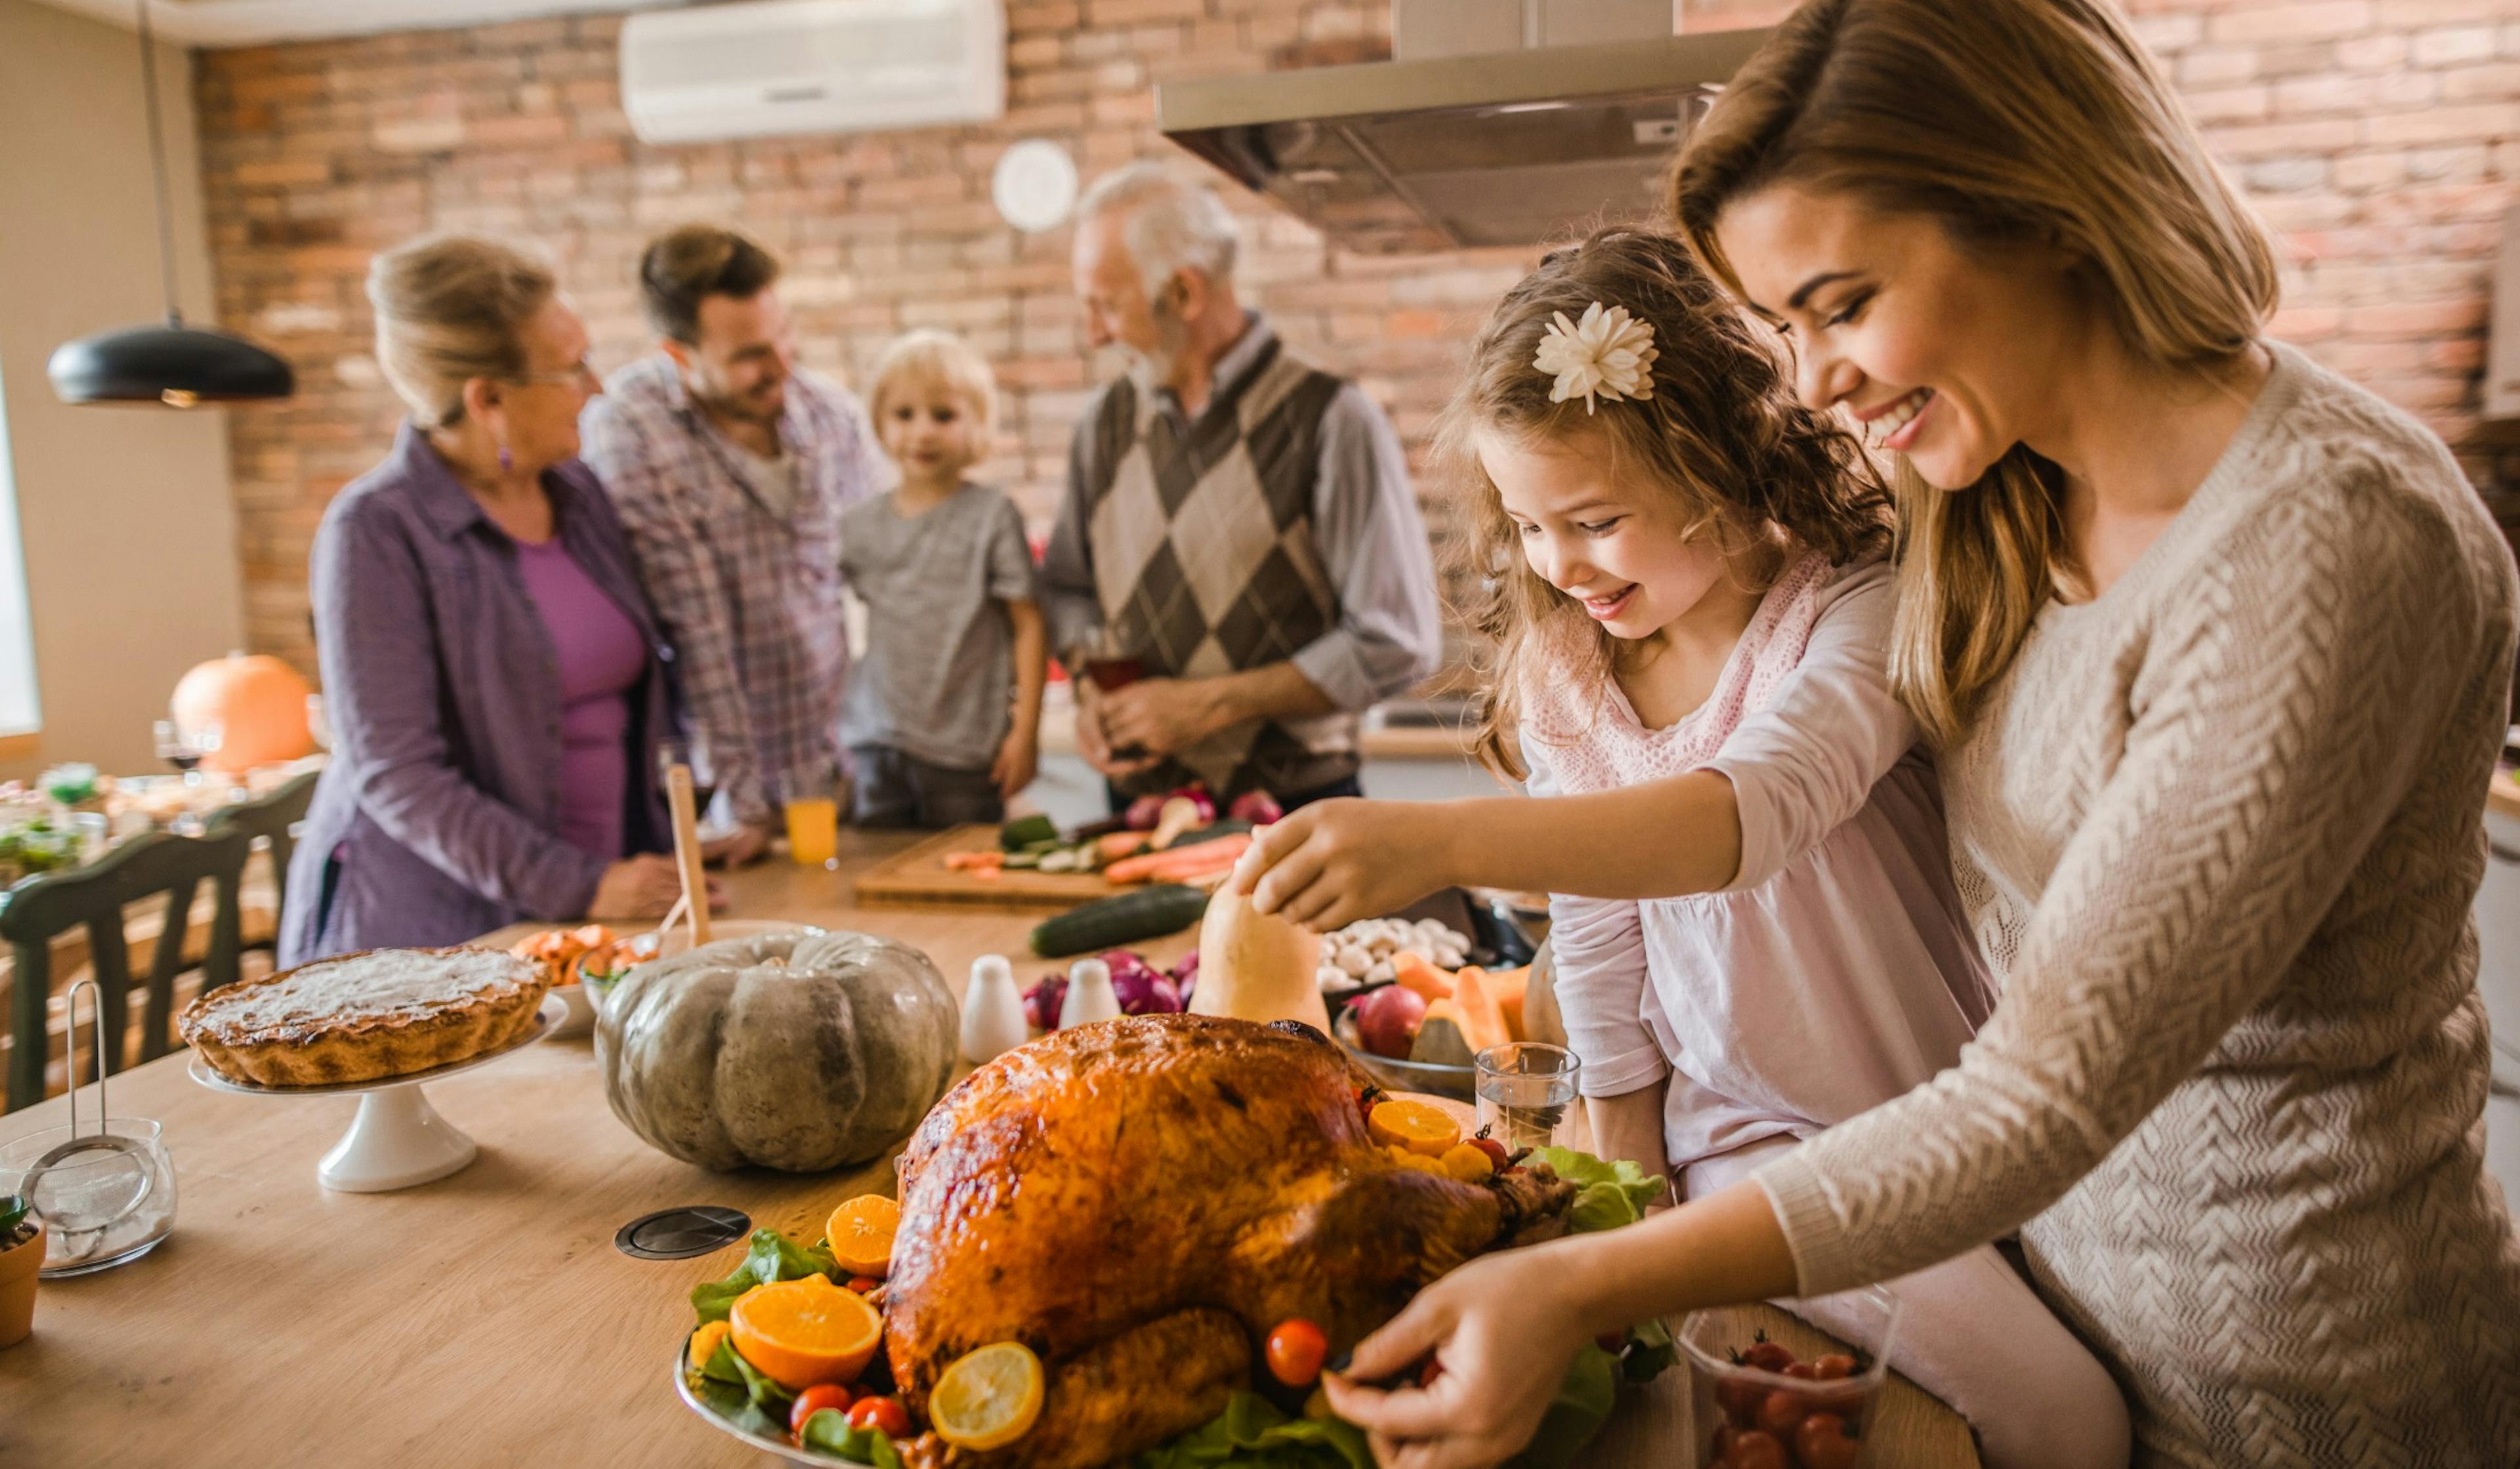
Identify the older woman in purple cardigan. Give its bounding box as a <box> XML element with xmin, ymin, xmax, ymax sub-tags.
<box><xmin>280</xmin><ymin>237</ymin><xmax>688</xmax><ymax>966</ymax></box>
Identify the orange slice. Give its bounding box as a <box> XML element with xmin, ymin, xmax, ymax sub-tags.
<box><xmin>1368</xmin><ymin>1098</ymin><xmax>1461</xmax><ymax>1157</ymax></box>
<box><xmin>826</xmin><ymin>1195</ymin><xmax>902</xmax><ymax>1278</ymax></box>
<box><xmin>929</xmin><ymin>1342</ymin><xmax>1047</xmax><ymax>1451</ymax></box>
<box><xmin>687</xmin><ymin>1319</ymin><xmax>731</xmax><ymax>1371</ymax></box>
<box><xmin>727</xmin><ymin>1273</ymin><xmax>884</xmax><ymax>1390</ymax></box>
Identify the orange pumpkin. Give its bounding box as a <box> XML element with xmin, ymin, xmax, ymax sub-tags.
<box><xmin>170</xmin><ymin>653</ymin><xmax>312</xmax><ymax>772</ymax></box>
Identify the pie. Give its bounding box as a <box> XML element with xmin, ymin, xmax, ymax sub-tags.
<box><xmin>180</xmin><ymin>946</ymin><xmax>549</xmax><ymax>1088</ymax></box>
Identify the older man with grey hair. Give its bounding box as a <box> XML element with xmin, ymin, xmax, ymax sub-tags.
<box><xmin>1040</xmin><ymin>163</ymin><xmax>1442</xmax><ymax>811</ymax></box>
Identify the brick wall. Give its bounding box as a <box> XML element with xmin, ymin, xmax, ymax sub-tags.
<box><xmin>195</xmin><ymin>0</ymin><xmax>2520</xmax><ymax>673</ymax></box>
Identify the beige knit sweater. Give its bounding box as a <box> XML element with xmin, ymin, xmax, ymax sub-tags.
<box><xmin>1755</xmin><ymin>342</ymin><xmax>2520</xmax><ymax>1466</ymax></box>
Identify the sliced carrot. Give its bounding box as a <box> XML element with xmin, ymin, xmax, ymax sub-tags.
<box><xmin>945</xmin><ymin>850</ymin><xmax>1007</xmax><ymax>872</ymax></box>
<box><xmin>1099</xmin><ymin>831</ymin><xmax>1150</xmax><ymax>861</ymax></box>
<box><xmin>1104</xmin><ymin>833</ymin><xmax>1251</xmax><ymax>884</ymax></box>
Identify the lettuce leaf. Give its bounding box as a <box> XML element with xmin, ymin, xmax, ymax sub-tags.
<box><xmin>691</xmin><ymin>1228</ymin><xmax>841</xmax><ymax>1323</ymax></box>
<box><xmin>1134</xmin><ymin>1393</ymin><xmax>1373</xmax><ymax>1469</ymax></box>
<box><xmin>1530</xmin><ymin>1148</ymin><xmax>1666</xmax><ymax>1235</ymax></box>
<box><xmin>690</xmin><ymin>1336</ymin><xmax>790</xmax><ymax>1439</ymax></box>
<box><xmin>1505</xmin><ymin>1342</ymin><xmax>1619</xmax><ymax>1469</ymax></box>
<box><xmin>799</xmin><ymin>1409</ymin><xmax>908</xmax><ymax>1468</ymax></box>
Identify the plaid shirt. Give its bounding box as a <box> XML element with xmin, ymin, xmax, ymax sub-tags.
<box><xmin>579</xmin><ymin>356</ymin><xmax>886</xmax><ymax>827</ymax></box>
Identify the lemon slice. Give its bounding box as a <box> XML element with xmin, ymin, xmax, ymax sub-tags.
<box><xmin>930</xmin><ymin>1341</ymin><xmax>1047</xmax><ymax>1451</ymax></box>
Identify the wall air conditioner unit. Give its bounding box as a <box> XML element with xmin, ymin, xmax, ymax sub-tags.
<box><xmin>621</xmin><ymin>0</ymin><xmax>1005</xmax><ymax>146</ymax></box>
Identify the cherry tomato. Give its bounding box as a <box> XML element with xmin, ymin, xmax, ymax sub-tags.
<box><xmin>1716</xmin><ymin>1376</ymin><xmax>1768</xmax><ymax>1428</ymax></box>
<box><xmin>1812</xmin><ymin>1353</ymin><xmax>1857</xmax><ymax>1380</ymax></box>
<box><xmin>789</xmin><ymin>1384</ymin><xmax>854</xmax><ymax>1440</ymax></box>
<box><xmin>1595</xmin><ymin>1329</ymin><xmax>1628</xmax><ymax>1354</ymax></box>
<box><xmin>1470</xmin><ymin>1136</ymin><xmax>1511</xmax><ymax>1169</ymax></box>
<box><xmin>1757</xmin><ymin>1386</ymin><xmax>1813</xmax><ymax>1436</ymax></box>
<box><xmin>1740</xmin><ymin>1338</ymin><xmax>1796</xmax><ymax>1374</ymax></box>
<box><xmin>1722</xmin><ymin>1428</ymin><xmax>1790</xmax><ymax>1469</ymax></box>
<box><xmin>1794</xmin><ymin>1413</ymin><xmax>1860</xmax><ymax>1469</ymax></box>
<box><xmin>847</xmin><ymin>1396</ymin><xmax>912</xmax><ymax>1438</ymax></box>
<box><xmin>846</xmin><ymin>1275</ymin><xmax>883</xmax><ymax>1294</ymax></box>
<box><xmin>1265</xmin><ymin>1319</ymin><xmax>1331</xmax><ymax>1387</ymax></box>
<box><xmin>1782</xmin><ymin>1361</ymin><xmax>1821</xmax><ymax>1381</ymax></box>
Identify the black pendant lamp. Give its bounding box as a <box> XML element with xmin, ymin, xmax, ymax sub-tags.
<box><xmin>47</xmin><ymin>0</ymin><xmax>292</xmax><ymax>407</ymax></box>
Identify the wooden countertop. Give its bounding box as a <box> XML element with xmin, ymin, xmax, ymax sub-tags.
<box><xmin>0</xmin><ymin>831</ymin><xmax>1974</xmax><ymax>1469</ymax></box>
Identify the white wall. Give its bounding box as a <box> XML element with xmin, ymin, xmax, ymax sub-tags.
<box><xmin>0</xmin><ymin>0</ymin><xmax>247</xmax><ymax>781</ymax></box>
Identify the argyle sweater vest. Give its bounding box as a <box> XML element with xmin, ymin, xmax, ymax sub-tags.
<box><xmin>1080</xmin><ymin>335</ymin><xmax>1359</xmax><ymax>800</ymax></box>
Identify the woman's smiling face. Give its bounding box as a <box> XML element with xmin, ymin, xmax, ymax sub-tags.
<box><xmin>1714</xmin><ymin>184</ymin><xmax>2080</xmax><ymax>490</ymax></box>
<box><xmin>1479</xmin><ymin>424</ymin><xmax>1731</xmax><ymax>641</ymax></box>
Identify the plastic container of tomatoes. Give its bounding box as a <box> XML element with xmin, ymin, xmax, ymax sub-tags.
<box><xmin>1679</xmin><ymin>1288</ymin><xmax>1900</xmax><ymax>1469</ymax></box>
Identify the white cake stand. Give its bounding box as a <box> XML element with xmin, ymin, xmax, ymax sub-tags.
<box><xmin>188</xmin><ymin>995</ymin><xmax>565</xmax><ymax>1193</ymax></box>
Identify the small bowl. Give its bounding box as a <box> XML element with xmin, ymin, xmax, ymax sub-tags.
<box><xmin>1679</xmin><ymin>1288</ymin><xmax>1900</xmax><ymax>1468</ymax></box>
<box><xmin>1332</xmin><ymin>1010</ymin><xmax>1474</xmax><ymax>1102</ymax></box>
<box><xmin>547</xmin><ymin>982</ymin><xmax>597</xmax><ymax>1039</ymax></box>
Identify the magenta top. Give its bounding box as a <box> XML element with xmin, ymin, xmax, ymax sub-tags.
<box><xmin>514</xmin><ymin>536</ymin><xmax>648</xmax><ymax>860</ymax></box>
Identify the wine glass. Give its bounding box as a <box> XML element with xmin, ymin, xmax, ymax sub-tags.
<box><xmin>154</xmin><ymin>720</ymin><xmax>203</xmax><ymax>783</ymax></box>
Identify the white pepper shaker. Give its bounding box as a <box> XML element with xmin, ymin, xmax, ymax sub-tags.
<box><xmin>1059</xmin><ymin>955</ymin><xmax>1121</xmax><ymax>1028</ymax></box>
<box><xmin>960</xmin><ymin>954</ymin><xmax>1028</xmax><ymax>1064</ymax></box>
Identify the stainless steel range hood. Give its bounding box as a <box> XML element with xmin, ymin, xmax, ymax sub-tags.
<box><xmin>1157</xmin><ymin>31</ymin><xmax>1772</xmax><ymax>255</ymax></box>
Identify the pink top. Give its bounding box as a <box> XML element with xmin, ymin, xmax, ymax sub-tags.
<box><xmin>1521</xmin><ymin>553</ymin><xmax>1996</xmax><ymax>1172</ymax></box>
<box><xmin>514</xmin><ymin>536</ymin><xmax>648</xmax><ymax>861</ymax></box>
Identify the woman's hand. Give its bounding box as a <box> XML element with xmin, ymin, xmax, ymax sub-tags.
<box><xmin>702</xmin><ymin>821</ymin><xmax>770</xmax><ymax>867</ymax></box>
<box><xmin>1321</xmin><ymin>1251</ymin><xmax>1593</xmax><ymax>1469</ymax></box>
<box><xmin>992</xmin><ymin>727</ymin><xmax>1040</xmax><ymax>801</ymax></box>
<box><xmin>588</xmin><ymin>854</ymin><xmax>684</xmax><ymax>919</ymax></box>
<box><xmin>1074</xmin><ymin>680</ymin><xmax>1157</xmax><ymax>779</ymax></box>
<box><xmin>1234</xmin><ymin>798</ymin><xmax>1461</xmax><ymax>930</ymax></box>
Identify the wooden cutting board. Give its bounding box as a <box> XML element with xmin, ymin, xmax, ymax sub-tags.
<box><xmin>850</xmin><ymin>824</ymin><xmax>1121</xmax><ymax>911</ymax></box>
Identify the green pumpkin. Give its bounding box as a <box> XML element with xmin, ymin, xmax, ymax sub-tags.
<box><xmin>597</xmin><ymin>930</ymin><xmax>957</xmax><ymax>1172</ymax></box>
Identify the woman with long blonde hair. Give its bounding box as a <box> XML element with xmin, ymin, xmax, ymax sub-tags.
<box><xmin>1242</xmin><ymin>1</ymin><xmax>2520</xmax><ymax>1463</ymax></box>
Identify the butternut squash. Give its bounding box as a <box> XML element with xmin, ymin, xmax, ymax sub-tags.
<box><xmin>1389</xmin><ymin>950</ymin><xmax>1456</xmax><ymax>1002</ymax></box>
<box><xmin>1448</xmin><ymin>966</ymin><xmax>1512</xmax><ymax>1054</ymax></box>
<box><xmin>1485</xmin><ymin>966</ymin><xmax>1531</xmax><ymax>1042</ymax></box>
<box><xmin>1190</xmin><ymin>890</ymin><xmax>1330</xmax><ymax>1031</ymax></box>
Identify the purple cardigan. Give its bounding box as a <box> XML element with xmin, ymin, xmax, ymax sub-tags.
<box><xmin>280</xmin><ymin>425</ymin><xmax>677</xmax><ymax>966</ymax></box>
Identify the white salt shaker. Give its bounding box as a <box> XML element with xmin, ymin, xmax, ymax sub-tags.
<box><xmin>1059</xmin><ymin>956</ymin><xmax>1121</xmax><ymax>1028</ymax></box>
<box><xmin>961</xmin><ymin>954</ymin><xmax>1029</xmax><ymax>1064</ymax></box>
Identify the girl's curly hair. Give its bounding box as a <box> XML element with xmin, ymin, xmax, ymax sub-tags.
<box><xmin>1437</xmin><ymin>228</ymin><xmax>1891</xmax><ymax>778</ymax></box>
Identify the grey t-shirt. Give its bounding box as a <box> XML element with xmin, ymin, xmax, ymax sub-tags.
<box><xmin>838</xmin><ymin>483</ymin><xmax>1036</xmax><ymax>770</ymax></box>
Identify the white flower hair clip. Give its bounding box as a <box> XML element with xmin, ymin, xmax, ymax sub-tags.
<box><xmin>1532</xmin><ymin>302</ymin><xmax>1657</xmax><ymax>413</ymax></box>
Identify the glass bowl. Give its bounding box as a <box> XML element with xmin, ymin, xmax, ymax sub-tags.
<box><xmin>1679</xmin><ymin>1287</ymin><xmax>1900</xmax><ymax>1468</ymax></box>
<box><xmin>1331</xmin><ymin>1009</ymin><xmax>1475</xmax><ymax>1101</ymax></box>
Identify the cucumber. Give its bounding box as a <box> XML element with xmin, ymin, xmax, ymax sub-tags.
<box><xmin>1030</xmin><ymin>884</ymin><xmax>1211</xmax><ymax>958</ymax></box>
<box><xmin>1000</xmin><ymin>814</ymin><xmax>1059</xmax><ymax>851</ymax></box>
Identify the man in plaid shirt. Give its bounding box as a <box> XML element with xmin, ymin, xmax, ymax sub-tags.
<box><xmin>580</xmin><ymin>226</ymin><xmax>887</xmax><ymax>861</ymax></box>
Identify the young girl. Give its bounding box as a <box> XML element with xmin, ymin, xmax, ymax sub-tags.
<box><xmin>839</xmin><ymin>330</ymin><xmax>1047</xmax><ymax>827</ymax></box>
<box><xmin>1238</xmin><ymin>231</ymin><xmax>2128</xmax><ymax>1468</ymax></box>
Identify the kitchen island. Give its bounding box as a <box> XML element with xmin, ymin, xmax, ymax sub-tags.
<box><xmin>0</xmin><ymin>831</ymin><xmax>1977</xmax><ymax>1468</ymax></box>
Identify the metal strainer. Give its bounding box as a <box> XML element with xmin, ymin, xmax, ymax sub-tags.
<box><xmin>21</xmin><ymin>979</ymin><xmax>153</xmax><ymax>1241</ymax></box>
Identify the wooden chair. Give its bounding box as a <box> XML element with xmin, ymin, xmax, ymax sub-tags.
<box><xmin>209</xmin><ymin>768</ymin><xmax>318</xmax><ymax>952</ymax></box>
<box><xmin>0</xmin><ymin>827</ymin><xmax>250</xmax><ymax>1113</ymax></box>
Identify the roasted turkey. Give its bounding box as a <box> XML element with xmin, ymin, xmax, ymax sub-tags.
<box><xmin>883</xmin><ymin>1014</ymin><xmax>1575</xmax><ymax>1468</ymax></box>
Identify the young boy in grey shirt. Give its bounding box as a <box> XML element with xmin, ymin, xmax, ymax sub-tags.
<box><xmin>839</xmin><ymin>331</ymin><xmax>1045</xmax><ymax>827</ymax></box>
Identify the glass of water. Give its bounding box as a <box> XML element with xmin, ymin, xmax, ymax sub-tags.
<box><xmin>1473</xmin><ymin>1043</ymin><xmax>1581</xmax><ymax>1152</ymax></box>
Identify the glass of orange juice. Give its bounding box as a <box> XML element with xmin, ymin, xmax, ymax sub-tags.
<box><xmin>785</xmin><ymin>795</ymin><xmax>839</xmax><ymax>868</ymax></box>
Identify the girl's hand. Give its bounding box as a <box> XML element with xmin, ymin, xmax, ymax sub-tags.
<box><xmin>991</xmin><ymin>728</ymin><xmax>1040</xmax><ymax>800</ymax></box>
<box><xmin>1234</xmin><ymin>798</ymin><xmax>1458</xmax><ymax>930</ymax></box>
<box><xmin>1321</xmin><ymin>1251</ymin><xmax>1591</xmax><ymax>1469</ymax></box>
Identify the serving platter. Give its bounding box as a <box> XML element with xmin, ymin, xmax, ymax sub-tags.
<box><xmin>671</xmin><ymin>1346</ymin><xmax>833</xmax><ymax>1467</ymax></box>
<box><xmin>188</xmin><ymin>993</ymin><xmax>565</xmax><ymax>1192</ymax></box>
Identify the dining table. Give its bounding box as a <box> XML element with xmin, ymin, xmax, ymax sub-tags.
<box><xmin>0</xmin><ymin>828</ymin><xmax>1979</xmax><ymax>1468</ymax></box>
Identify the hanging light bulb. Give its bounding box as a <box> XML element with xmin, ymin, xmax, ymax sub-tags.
<box><xmin>47</xmin><ymin>0</ymin><xmax>293</xmax><ymax>407</ymax></box>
